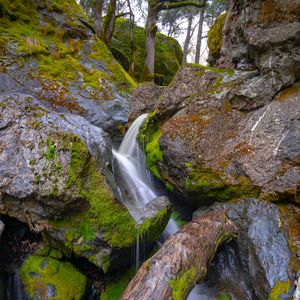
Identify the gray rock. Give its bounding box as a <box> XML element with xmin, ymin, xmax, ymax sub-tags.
<box><xmin>196</xmin><ymin>199</ymin><xmax>292</xmax><ymax>299</ymax></box>
<box><xmin>129</xmin><ymin>82</ymin><xmax>165</xmax><ymax>124</ymax></box>
<box><xmin>0</xmin><ymin>220</ymin><xmax>4</xmax><ymax>239</ymax></box>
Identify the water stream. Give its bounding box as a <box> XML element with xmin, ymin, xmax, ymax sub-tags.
<box><xmin>113</xmin><ymin>113</ymin><xmax>179</xmax><ymax>269</ymax></box>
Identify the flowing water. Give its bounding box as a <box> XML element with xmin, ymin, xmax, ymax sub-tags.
<box><xmin>113</xmin><ymin>113</ymin><xmax>179</xmax><ymax>269</ymax></box>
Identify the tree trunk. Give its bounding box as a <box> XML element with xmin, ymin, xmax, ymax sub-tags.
<box><xmin>126</xmin><ymin>0</ymin><xmax>136</xmax><ymax>78</ymax></box>
<box><xmin>182</xmin><ymin>11</ymin><xmax>194</xmax><ymax>64</ymax></box>
<box><xmin>95</xmin><ymin>0</ymin><xmax>105</xmax><ymax>38</ymax></box>
<box><xmin>103</xmin><ymin>0</ymin><xmax>117</xmax><ymax>48</ymax></box>
<box><xmin>121</xmin><ymin>209</ymin><xmax>237</xmax><ymax>300</ymax></box>
<box><xmin>142</xmin><ymin>2</ymin><xmax>158</xmax><ymax>81</ymax></box>
<box><xmin>195</xmin><ymin>1</ymin><xmax>206</xmax><ymax>64</ymax></box>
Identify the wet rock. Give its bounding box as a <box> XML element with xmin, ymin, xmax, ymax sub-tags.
<box><xmin>121</xmin><ymin>209</ymin><xmax>237</xmax><ymax>300</ymax></box>
<box><xmin>129</xmin><ymin>82</ymin><xmax>165</xmax><ymax>124</ymax></box>
<box><xmin>140</xmin><ymin>63</ymin><xmax>300</xmax><ymax>204</ymax></box>
<box><xmin>196</xmin><ymin>199</ymin><xmax>293</xmax><ymax>299</ymax></box>
<box><xmin>0</xmin><ymin>220</ymin><xmax>4</xmax><ymax>239</ymax></box>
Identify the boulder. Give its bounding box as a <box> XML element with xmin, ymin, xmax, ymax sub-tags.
<box><xmin>207</xmin><ymin>0</ymin><xmax>300</xmax><ymax>110</ymax></box>
<box><xmin>140</xmin><ymin>64</ymin><xmax>300</xmax><ymax>205</ymax></box>
<box><xmin>0</xmin><ymin>220</ymin><xmax>4</xmax><ymax>238</ymax></box>
<box><xmin>19</xmin><ymin>250</ymin><xmax>87</xmax><ymax>300</ymax></box>
<box><xmin>195</xmin><ymin>199</ymin><xmax>293</xmax><ymax>299</ymax></box>
<box><xmin>128</xmin><ymin>82</ymin><xmax>164</xmax><ymax>124</ymax></box>
<box><xmin>112</xmin><ymin>18</ymin><xmax>183</xmax><ymax>85</ymax></box>
<box><xmin>0</xmin><ymin>0</ymin><xmax>136</xmax><ymax>137</ymax></box>
<box><xmin>0</xmin><ymin>94</ymin><xmax>171</xmax><ymax>271</ymax></box>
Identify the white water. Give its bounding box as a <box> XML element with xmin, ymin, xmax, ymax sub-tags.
<box><xmin>113</xmin><ymin>113</ymin><xmax>179</xmax><ymax>268</ymax></box>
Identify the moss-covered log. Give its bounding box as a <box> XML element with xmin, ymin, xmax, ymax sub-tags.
<box><xmin>121</xmin><ymin>209</ymin><xmax>237</xmax><ymax>300</ymax></box>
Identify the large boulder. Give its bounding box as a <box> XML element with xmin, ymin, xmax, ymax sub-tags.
<box><xmin>0</xmin><ymin>0</ymin><xmax>136</xmax><ymax>137</ymax></box>
<box><xmin>207</xmin><ymin>0</ymin><xmax>300</xmax><ymax>110</ymax></box>
<box><xmin>112</xmin><ymin>18</ymin><xmax>183</xmax><ymax>85</ymax></box>
<box><xmin>0</xmin><ymin>94</ymin><xmax>171</xmax><ymax>271</ymax></box>
<box><xmin>139</xmin><ymin>63</ymin><xmax>300</xmax><ymax>205</ymax></box>
<box><xmin>194</xmin><ymin>199</ymin><xmax>294</xmax><ymax>300</ymax></box>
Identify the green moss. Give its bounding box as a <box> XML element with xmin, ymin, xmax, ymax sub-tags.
<box><xmin>207</xmin><ymin>13</ymin><xmax>227</xmax><ymax>60</ymax></box>
<box><xmin>45</xmin><ymin>139</ymin><xmax>56</xmax><ymax>160</ymax></box>
<box><xmin>268</xmin><ymin>281</ymin><xmax>290</xmax><ymax>300</ymax></box>
<box><xmin>112</xmin><ymin>18</ymin><xmax>182</xmax><ymax>84</ymax></box>
<box><xmin>138</xmin><ymin>111</ymin><xmax>163</xmax><ymax>180</ymax></box>
<box><xmin>185</xmin><ymin>162</ymin><xmax>259</xmax><ymax>202</ymax></box>
<box><xmin>217</xmin><ymin>293</ymin><xmax>231</xmax><ymax>300</ymax></box>
<box><xmin>187</xmin><ymin>63</ymin><xmax>233</xmax><ymax>76</ymax></box>
<box><xmin>169</xmin><ymin>267</ymin><xmax>197</xmax><ymax>300</ymax></box>
<box><xmin>171</xmin><ymin>211</ymin><xmax>187</xmax><ymax>228</ymax></box>
<box><xmin>100</xmin><ymin>268</ymin><xmax>134</xmax><ymax>300</ymax></box>
<box><xmin>19</xmin><ymin>255</ymin><xmax>86</xmax><ymax>300</ymax></box>
<box><xmin>139</xmin><ymin>206</ymin><xmax>171</xmax><ymax>241</ymax></box>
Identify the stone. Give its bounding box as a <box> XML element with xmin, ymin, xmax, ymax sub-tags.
<box><xmin>140</xmin><ymin>64</ymin><xmax>300</xmax><ymax>205</ymax></box>
<box><xmin>195</xmin><ymin>199</ymin><xmax>293</xmax><ymax>299</ymax></box>
<box><xmin>128</xmin><ymin>82</ymin><xmax>164</xmax><ymax>124</ymax></box>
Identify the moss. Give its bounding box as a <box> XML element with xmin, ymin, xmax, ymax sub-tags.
<box><xmin>217</xmin><ymin>293</ymin><xmax>231</xmax><ymax>300</ymax></box>
<box><xmin>185</xmin><ymin>162</ymin><xmax>259</xmax><ymax>202</ymax></box>
<box><xmin>171</xmin><ymin>211</ymin><xmax>187</xmax><ymax>228</ymax></box>
<box><xmin>100</xmin><ymin>268</ymin><xmax>134</xmax><ymax>300</ymax></box>
<box><xmin>45</xmin><ymin>139</ymin><xmax>56</xmax><ymax>160</ymax></box>
<box><xmin>19</xmin><ymin>255</ymin><xmax>86</xmax><ymax>300</ymax></box>
<box><xmin>207</xmin><ymin>13</ymin><xmax>227</xmax><ymax>61</ymax></box>
<box><xmin>112</xmin><ymin>18</ymin><xmax>182</xmax><ymax>84</ymax></box>
<box><xmin>169</xmin><ymin>267</ymin><xmax>197</xmax><ymax>300</ymax></box>
<box><xmin>138</xmin><ymin>111</ymin><xmax>163</xmax><ymax>180</ymax></box>
<box><xmin>139</xmin><ymin>206</ymin><xmax>171</xmax><ymax>241</ymax></box>
<box><xmin>268</xmin><ymin>281</ymin><xmax>290</xmax><ymax>300</ymax></box>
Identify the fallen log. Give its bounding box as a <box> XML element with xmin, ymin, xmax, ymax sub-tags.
<box><xmin>121</xmin><ymin>209</ymin><xmax>237</xmax><ymax>300</ymax></box>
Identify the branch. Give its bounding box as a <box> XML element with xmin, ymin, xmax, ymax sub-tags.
<box><xmin>116</xmin><ymin>12</ymin><xmax>130</xmax><ymax>18</ymax></box>
<box><xmin>158</xmin><ymin>1</ymin><xmax>205</xmax><ymax>11</ymax></box>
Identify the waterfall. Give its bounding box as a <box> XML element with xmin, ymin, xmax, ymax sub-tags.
<box><xmin>113</xmin><ymin>113</ymin><xmax>179</xmax><ymax>269</ymax></box>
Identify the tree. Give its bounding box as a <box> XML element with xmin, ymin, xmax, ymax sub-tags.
<box><xmin>103</xmin><ymin>0</ymin><xmax>117</xmax><ymax>47</ymax></box>
<box><xmin>142</xmin><ymin>0</ymin><xmax>205</xmax><ymax>81</ymax></box>
<box><xmin>194</xmin><ymin>0</ymin><xmax>206</xmax><ymax>64</ymax></box>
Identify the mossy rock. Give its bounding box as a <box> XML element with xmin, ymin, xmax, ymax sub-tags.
<box><xmin>268</xmin><ymin>280</ymin><xmax>291</xmax><ymax>300</ymax></box>
<box><xmin>207</xmin><ymin>13</ymin><xmax>227</xmax><ymax>66</ymax></box>
<box><xmin>19</xmin><ymin>254</ymin><xmax>87</xmax><ymax>300</ymax></box>
<box><xmin>112</xmin><ymin>18</ymin><xmax>183</xmax><ymax>85</ymax></box>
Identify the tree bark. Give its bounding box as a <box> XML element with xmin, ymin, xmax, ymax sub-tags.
<box><xmin>195</xmin><ymin>0</ymin><xmax>206</xmax><ymax>64</ymax></box>
<box><xmin>126</xmin><ymin>0</ymin><xmax>136</xmax><ymax>78</ymax></box>
<box><xmin>121</xmin><ymin>209</ymin><xmax>237</xmax><ymax>300</ymax></box>
<box><xmin>103</xmin><ymin>0</ymin><xmax>117</xmax><ymax>48</ymax></box>
<box><xmin>95</xmin><ymin>0</ymin><xmax>105</xmax><ymax>38</ymax></box>
<box><xmin>142</xmin><ymin>2</ymin><xmax>158</xmax><ymax>81</ymax></box>
<box><xmin>182</xmin><ymin>11</ymin><xmax>194</xmax><ymax>64</ymax></box>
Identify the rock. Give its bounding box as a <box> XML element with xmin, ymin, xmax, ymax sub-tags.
<box><xmin>140</xmin><ymin>63</ymin><xmax>300</xmax><ymax>205</ymax></box>
<box><xmin>19</xmin><ymin>253</ymin><xmax>87</xmax><ymax>300</ymax></box>
<box><xmin>0</xmin><ymin>220</ymin><xmax>4</xmax><ymax>238</ymax></box>
<box><xmin>0</xmin><ymin>0</ymin><xmax>136</xmax><ymax>138</ymax></box>
<box><xmin>112</xmin><ymin>18</ymin><xmax>183</xmax><ymax>85</ymax></box>
<box><xmin>0</xmin><ymin>94</ymin><xmax>171</xmax><ymax>271</ymax></box>
<box><xmin>207</xmin><ymin>0</ymin><xmax>300</xmax><ymax>110</ymax></box>
<box><xmin>121</xmin><ymin>209</ymin><xmax>237</xmax><ymax>300</ymax></box>
<box><xmin>195</xmin><ymin>199</ymin><xmax>293</xmax><ymax>299</ymax></box>
<box><xmin>128</xmin><ymin>82</ymin><xmax>164</xmax><ymax>124</ymax></box>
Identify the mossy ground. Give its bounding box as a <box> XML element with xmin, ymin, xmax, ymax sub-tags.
<box><xmin>19</xmin><ymin>254</ymin><xmax>86</xmax><ymax>300</ymax></box>
<box><xmin>112</xmin><ymin>18</ymin><xmax>182</xmax><ymax>85</ymax></box>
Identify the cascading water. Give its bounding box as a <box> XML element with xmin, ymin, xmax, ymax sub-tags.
<box><xmin>113</xmin><ymin>113</ymin><xmax>179</xmax><ymax>268</ymax></box>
